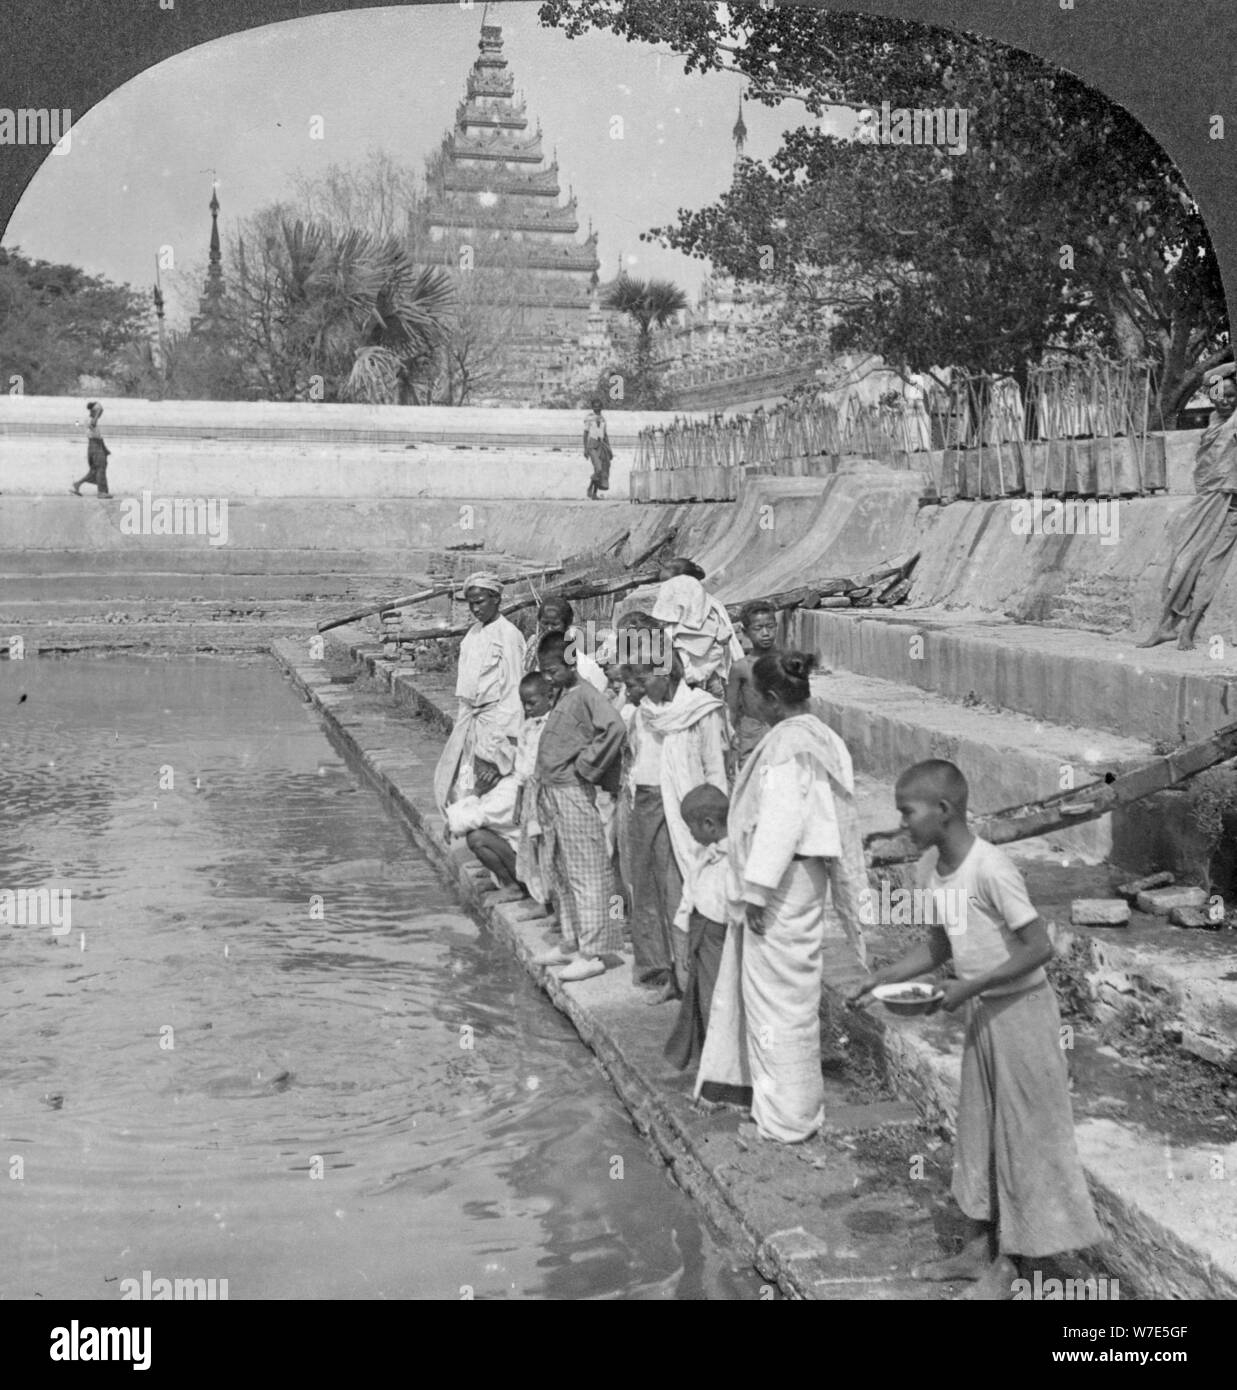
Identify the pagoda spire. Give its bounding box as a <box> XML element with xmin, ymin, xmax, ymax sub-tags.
<box><xmin>192</xmin><ymin>180</ymin><xmax>226</xmax><ymax>336</ymax></box>
<box><xmin>424</xmin><ymin>8</ymin><xmax>604</xmax><ymax>401</ymax></box>
<box><xmin>732</xmin><ymin>93</ymin><xmax>748</xmax><ymax>169</ymax></box>
<box><xmin>208</xmin><ymin>184</ymin><xmax>222</xmax><ymax>281</ymax></box>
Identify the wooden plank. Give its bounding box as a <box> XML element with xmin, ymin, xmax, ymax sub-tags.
<box><xmin>723</xmin><ymin>553</ymin><xmax>919</xmax><ymax>620</ymax></box>
<box><xmin>864</xmin><ymin>719</ymin><xmax>1237</xmax><ymax>865</ymax></box>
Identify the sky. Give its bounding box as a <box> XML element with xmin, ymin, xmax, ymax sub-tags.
<box><xmin>6</xmin><ymin>1</ymin><xmax>843</xmax><ymax>328</ymax></box>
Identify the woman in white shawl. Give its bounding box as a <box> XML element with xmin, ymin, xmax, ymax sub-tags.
<box><xmin>652</xmin><ymin>561</ymin><xmax>745</xmax><ymax>699</ymax></box>
<box><xmin>433</xmin><ymin>572</ymin><xmax>527</xmax><ymax>818</ymax></box>
<box><xmin>695</xmin><ymin>650</ymin><xmax>869</xmax><ymax>1143</ymax></box>
<box><xmin>621</xmin><ymin>656</ymin><xmax>728</xmax><ymax>996</ymax></box>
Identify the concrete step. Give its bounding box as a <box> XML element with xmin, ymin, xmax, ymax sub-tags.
<box><xmin>793</xmin><ymin>606</ymin><xmax>1237</xmax><ymax>746</ymax></box>
<box><xmin>807</xmin><ymin>667</ymin><xmax>1156</xmax><ymax>864</ymax></box>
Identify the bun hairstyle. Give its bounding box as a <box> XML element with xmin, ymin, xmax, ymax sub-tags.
<box><xmin>752</xmin><ymin>649</ymin><xmax>817</xmax><ymax>705</ymax></box>
<box><xmin>663</xmin><ymin>557</ymin><xmax>706</xmax><ymax>581</ymax></box>
<box><xmin>540</xmin><ymin>597</ymin><xmax>574</xmax><ymax>626</ymax></box>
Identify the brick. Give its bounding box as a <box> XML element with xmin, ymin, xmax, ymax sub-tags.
<box><xmin>1116</xmin><ymin>871</ymin><xmax>1174</xmax><ymax>902</ymax></box>
<box><xmin>1168</xmin><ymin>906</ymin><xmax>1217</xmax><ymax>929</ymax></box>
<box><xmin>1135</xmin><ymin>886</ymin><xmax>1207</xmax><ymax>916</ymax></box>
<box><xmin>1071</xmin><ymin>898</ymin><xmax>1131</xmax><ymax>926</ymax></box>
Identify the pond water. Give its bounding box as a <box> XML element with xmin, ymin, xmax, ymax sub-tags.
<box><xmin>0</xmin><ymin>655</ymin><xmax>758</xmax><ymax>1300</ymax></box>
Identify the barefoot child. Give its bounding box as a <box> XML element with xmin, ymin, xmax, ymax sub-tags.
<box><xmin>849</xmin><ymin>759</ymin><xmax>1102</xmax><ymax>1299</ymax></box>
<box><xmin>530</xmin><ymin>632</ymin><xmax>626</xmax><ymax>982</ymax></box>
<box><xmin>726</xmin><ymin>601</ymin><xmax>779</xmax><ymax>773</ymax></box>
<box><xmin>513</xmin><ymin>672</ymin><xmax>555</xmax><ymax>905</ymax></box>
<box><xmin>664</xmin><ymin>783</ymin><xmax>731</xmax><ymax>1071</ymax></box>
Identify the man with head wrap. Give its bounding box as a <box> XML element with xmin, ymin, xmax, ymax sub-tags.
<box><xmin>433</xmin><ymin>572</ymin><xmax>528</xmax><ymax>819</ymax></box>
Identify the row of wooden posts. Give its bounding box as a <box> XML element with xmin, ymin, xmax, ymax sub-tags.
<box><xmin>633</xmin><ymin>359</ymin><xmax>1165</xmax><ymax>501</ymax></box>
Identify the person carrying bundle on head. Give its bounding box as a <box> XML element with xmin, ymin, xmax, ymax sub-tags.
<box><xmin>652</xmin><ymin>558</ymin><xmax>744</xmax><ymax>701</ymax></box>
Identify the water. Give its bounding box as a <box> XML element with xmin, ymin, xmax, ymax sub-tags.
<box><xmin>0</xmin><ymin>655</ymin><xmax>757</xmax><ymax>1300</ymax></box>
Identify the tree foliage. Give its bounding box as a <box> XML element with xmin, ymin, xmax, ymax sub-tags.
<box><xmin>226</xmin><ymin>211</ymin><xmax>456</xmax><ymax>403</ymax></box>
<box><xmin>602</xmin><ymin>273</ymin><xmax>688</xmax><ymax>407</ymax></box>
<box><xmin>540</xmin><ymin>1</ymin><xmax>1229</xmax><ymax>423</ymax></box>
<box><xmin>0</xmin><ymin>246</ymin><xmax>153</xmax><ymax>395</ymax></box>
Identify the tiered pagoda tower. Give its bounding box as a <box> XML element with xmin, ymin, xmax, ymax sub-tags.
<box><xmin>423</xmin><ymin>21</ymin><xmax>609</xmax><ymax>401</ymax></box>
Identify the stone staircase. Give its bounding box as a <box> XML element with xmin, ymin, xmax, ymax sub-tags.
<box><xmin>790</xmin><ymin>601</ymin><xmax>1237</xmax><ymax>1066</ymax></box>
<box><xmin>779</xmin><ymin>603</ymin><xmax>1237</xmax><ymax>1297</ymax></box>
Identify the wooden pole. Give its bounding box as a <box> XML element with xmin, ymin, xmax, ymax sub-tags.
<box><xmin>317</xmin><ymin>564</ymin><xmax>565</xmax><ymax>634</ymax></box>
<box><xmin>865</xmin><ymin>717</ymin><xmax>1237</xmax><ymax>865</ymax></box>
<box><xmin>393</xmin><ymin>567</ymin><xmax>664</xmax><ymax>644</ymax></box>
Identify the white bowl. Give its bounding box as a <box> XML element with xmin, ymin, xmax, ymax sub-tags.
<box><xmin>872</xmin><ymin>982</ymin><xmax>944</xmax><ymax>1017</ymax></box>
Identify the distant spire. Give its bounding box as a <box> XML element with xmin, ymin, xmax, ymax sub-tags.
<box><xmin>208</xmin><ymin>184</ymin><xmax>221</xmax><ymax>269</ymax></box>
<box><xmin>192</xmin><ymin>180</ymin><xmax>226</xmax><ymax>338</ymax></box>
<box><xmin>733</xmin><ymin>93</ymin><xmax>748</xmax><ymax>165</ymax></box>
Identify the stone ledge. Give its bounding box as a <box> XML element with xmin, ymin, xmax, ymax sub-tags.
<box><xmin>793</xmin><ymin>606</ymin><xmax>1237</xmax><ymax>747</ymax></box>
<box><xmin>273</xmin><ymin>636</ymin><xmax>974</xmax><ymax>1300</ymax></box>
<box><xmin>276</xmin><ymin>639</ymin><xmax>1237</xmax><ymax>1300</ymax></box>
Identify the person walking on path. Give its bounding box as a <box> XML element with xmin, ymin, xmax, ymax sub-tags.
<box><xmin>694</xmin><ymin>651</ymin><xmax>869</xmax><ymax>1144</ymax></box>
<box><xmin>71</xmin><ymin>401</ymin><xmax>114</xmax><ymax>498</ymax></box>
<box><xmin>583</xmin><ymin>399</ymin><xmax>612</xmax><ymax>500</ymax></box>
<box><xmin>1138</xmin><ymin>361</ymin><xmax>1237</xmax><ymax>651</ymax></box>
<box><xmin>433</xmin><ymin>572</ymin><xmax>527</xmax><ymax>819</ymax></box>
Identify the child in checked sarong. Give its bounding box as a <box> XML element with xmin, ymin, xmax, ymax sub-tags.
<box><xmin>529</xmin><ymin>632</ymin><xmax>626</xmax><ymax>982</ymax></box>
<box><xmin>850</xmin><ymin>759</ymin><xmax>1103</xmax><ymax>1300</ymax></box>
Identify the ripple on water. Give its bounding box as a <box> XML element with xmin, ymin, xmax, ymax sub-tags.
<box><xmin>0</xmin><ymin>657</ymin><xmax>760</xmax><ymax>1300</ymax></box>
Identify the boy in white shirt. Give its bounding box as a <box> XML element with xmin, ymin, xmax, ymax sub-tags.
<box><xmin>444</xmin><ymin>729</ymin><xmax>521</xmax><ymax>898</ymax></box>
<box><xmin>514</xmin><ymin>672</ymin><xmax>554</xmax><ymax>905</ymax></box>
<box><xmin>664</xmin><ymin>784</ymin><xmax>731</xmax><ymax>1072</ymax></box>
<box><xmin>850</xmin><ymin>759</ymin><xmax>1102</xmax><ymax>1300</ymax></box>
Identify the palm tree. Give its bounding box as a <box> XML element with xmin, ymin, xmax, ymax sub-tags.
<box><xmin>602</xmin><ymin>274</ymin><xmax>688</xmax><ymax>407</ymax></box>
<box><xmin>238</xmin><ymin>217</ymin><xmax>456</xmax><ymax>403</ymax></box>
